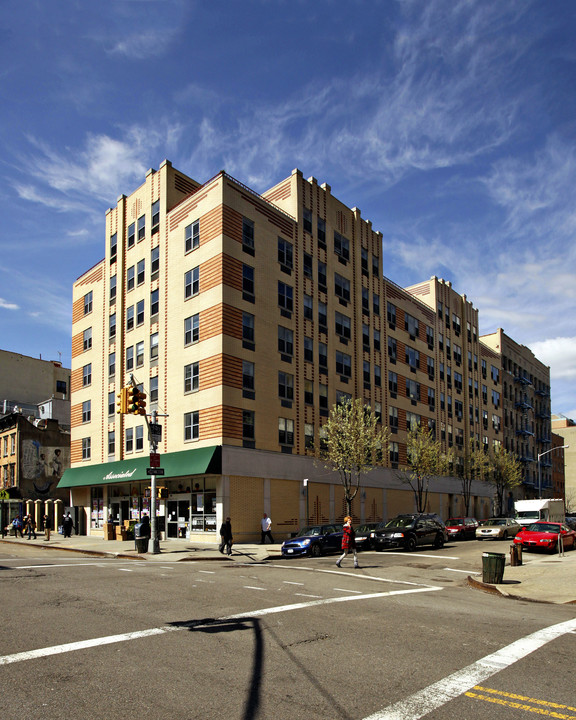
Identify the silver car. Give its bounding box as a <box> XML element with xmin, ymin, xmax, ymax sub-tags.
<box><xmin>476</xmin><ymin>517</ymin><xmax>522</xmax><ymax>540</ymax></box>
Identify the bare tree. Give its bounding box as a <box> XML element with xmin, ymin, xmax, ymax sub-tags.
<box><xmin>399</xmin><ymin>424</ymin><xmax>452</xmax><ymax>513</ymax></box>
<box><xmin>488</xmin><ymin>445</ymin><xmax>522</xmax><ymax>516</ymax></box>
<box><xmin>458</xmin><ymin>439</ymin><xmax>492</xmax><ymax>515</ymax></box>
<box><xmin>317</xmin><ymin>398</ymin><xmax>390</xmax><ymax>516</ymax></box>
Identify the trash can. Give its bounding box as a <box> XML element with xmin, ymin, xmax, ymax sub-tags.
<box><xmin>482</xmin><ymin>552</ymin><xmax>505</xmax><ymax>584</ymax></box>
<box><xmin>510</xmin><ymin>543</ymin><xmax>522</xmax><ymax>566</ymax></box>
<box><xmin>134</xmin><ymin>522</ymin><xmax>150</xmax><ymax>554</ymax></box>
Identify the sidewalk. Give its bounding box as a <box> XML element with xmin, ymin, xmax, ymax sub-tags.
<box><xmin>2</xmin><ymin>535</ymin><xmax>575</xmax><ymax>605</ymax></box>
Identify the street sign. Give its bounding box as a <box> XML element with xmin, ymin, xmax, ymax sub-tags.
<box><xmin>149</xmin><ymin>423</ymin><xmax>162</xmax><ymax>442</ymax></box>
<box><xmin>146</xmin><ymin>468</ymin><xmax>164</xmax><ymax>476</ymax></box>
<box><xmin>150</xmin><ymin>452</ymin><xmax>160</xmax><ymax>468</ymax></box>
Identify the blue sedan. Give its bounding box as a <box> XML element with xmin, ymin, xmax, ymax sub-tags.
<box><xmin>281</xmin><ymin>524</ymin><xmax>343</xmax><ymax>558</ymax></box>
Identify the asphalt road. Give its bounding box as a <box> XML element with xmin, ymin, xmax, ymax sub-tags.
<box><xmin>1</xmin><ymin>541</ymin><xmax>575</xmax><ymax>720</ymax></box>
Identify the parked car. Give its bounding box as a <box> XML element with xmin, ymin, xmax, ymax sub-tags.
<box><xmin>354</xmin><ymin>522</ymin><xmax>385</xmax><ymax>551</ymax></box>
<box><xmin>445</xmin><ymin>517</ymin><xmax>479</xmax><ymax>540</ymax></box>
<box><xmin>564</xmin><ymin>517</ymin><xmax>576</xmax><ymax>531</ymax></box>
<box><xmin>513</xmin><ymin>521</ymin><xmax>576</xmax><ymax>552</ymax></box>
<box><xmin>476</xmin><ymin>517</ymin><xmax>522</xmax><ymax>540</ymax></box>
<box><xmin>281</xmin><ymin>524</ymin><xmax>342</xmax><ymax>558</ymax></box>
<box><xmin>370</xmin><ymin>514</ymin><xmax>447</xmax><ymax>552</ymax></box>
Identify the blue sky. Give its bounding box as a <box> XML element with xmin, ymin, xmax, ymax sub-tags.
<box><xmin>1</xmin><ymin>0</ymin><xmax>575</xmax><ymax>418</ymax></box>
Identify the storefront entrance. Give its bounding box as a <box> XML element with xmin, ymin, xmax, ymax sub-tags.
<box><xmin>166</xmin><ymin>497</ymin><xmax>190</xmax><ymax>538</ymax></box>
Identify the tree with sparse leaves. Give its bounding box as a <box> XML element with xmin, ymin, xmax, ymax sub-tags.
<box><xmin>400</xmin><ymin>424</ymin><xmax>452</xmax><ymax>513</ymax></box>
<box><xmin>458</xmin><ymin>439</ymin><xmax>492</xmax><ymax>515</ymax></box>
<box><xmin>317</xmin><ymin>398</ymin><xmax>390</xmax><ymax>517</ymax></box>
<box><xmin>487</xmin><ymin>445</ymin><xmax>522</xmax><ymax>516</ymax></box>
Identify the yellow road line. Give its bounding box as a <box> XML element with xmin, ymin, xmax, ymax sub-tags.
<box><xmin>466</xmin><ymin>686</ymin><xmax>576</xmax><ymax>718</ymax></box>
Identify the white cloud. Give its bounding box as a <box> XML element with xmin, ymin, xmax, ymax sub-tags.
<box><xmin>0</xmin><ymin>298</ymin><xmax>19</xmax><ymax>311</ymax></box>
<box><xmin>530</xmin><ymin>337</ymin><xmax>576</xmax><ymax>380</ymax></box>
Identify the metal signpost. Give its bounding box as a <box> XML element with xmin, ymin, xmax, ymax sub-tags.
<box><xmin>148</xmin><ymin>410</ymin><xmax>165</xmax><ymax>554</ymax></box>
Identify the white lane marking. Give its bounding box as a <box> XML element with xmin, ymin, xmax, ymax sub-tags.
<box><xmin>362</xmin><ymin>617</ymin><xmax>576</xmax><ymax>720</ymax></box>
<box><xmin>198</xmin><ymin>570</ymin><xmax>215</xmax><ymax>574</ymax></box>
<box><xmin>444</xmin><ymin>567</ymin><xmax>480</xmax><ymax>575</ymax></box>
<box><xmin>294</xmin><ymin>593</ymin><xmax>322</xmax><ymax>598</ymax></box>
<box><xmin>381</xmin><ymin>552</ymin><xmax>460</xmax><ymax>560</ymax></box>
<box><xmin>12</xmin><ymin>563</ymin><xmax>111</xmax><ymax>569</ymax></box>
<box><xmin>160</xmin><ymin>567</ymin><xmax>174</xmax><ymax>570</ymax></box>
<box><xmin>118</xmin><ymin>569</ymin><xmax>133</xmax><ymax>572</ymax></box>
<box><xmin>244</xmin><ymin>586</ymin><xmax>267</xmax><ymax>591</ymax></box>
<box><xmin>268</xmin><ymin>563</ymin><xmax>439</xmax><ymax>588</ymax></box>
<box><xmin>0</xmin><ymin>586</ymin><xmax>439</xmax><ymax>666</ymax></box>
<box><xmin>283</xmin><ymin>581</ymin><xmax>304</xmax><ymax>585</ymax></box>
<box><xmin>334</xmin><ymin>588</ymin><xmax>362</xmax><ymax>594</ymax></box>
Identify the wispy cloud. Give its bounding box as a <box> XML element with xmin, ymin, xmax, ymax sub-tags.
<box><xmin>530</xmin><ymin>337</ymin><xmax>576</xmax><ymax>380</ymax></box>
<box><xmin>0</xmin><ymin>298</ymin><xmax>19</xmax><ymax>311</ymax></box>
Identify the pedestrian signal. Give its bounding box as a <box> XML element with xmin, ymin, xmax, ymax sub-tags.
<box><xmin>116</xmin><ymin>387</ymin><xmax>128</xmax><ymax>414</ymax></box>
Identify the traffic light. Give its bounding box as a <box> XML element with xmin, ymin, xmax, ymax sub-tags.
<box><xmin>127</xmin><ymin>386</ymin><xmax>147</xmax><ymax>415</ymax></box>
<box><xmin>116</xmin><ymin>387</ymin><xmax>128</xmax><ymax>414</ymax></box>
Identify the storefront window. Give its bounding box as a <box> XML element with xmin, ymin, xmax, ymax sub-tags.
<box><xmin>189</xmin><ymin>479</ymin><xmax>217</xmax><ymax>533</ymax></box>
<box><xmin>91</xmin><ymin>487</ymin><xmax>104</xmax><ymax>529</ymax></box>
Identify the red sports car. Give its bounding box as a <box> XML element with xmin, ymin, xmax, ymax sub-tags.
<box><xmin>513</xmin><ymin>521</ymin><xmax>576</xmax><ymax>552</ymax></box>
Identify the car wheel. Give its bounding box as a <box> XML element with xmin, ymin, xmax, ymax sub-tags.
<box><xmin>405</xmin><ymin>536</ymin><xmax>417</xmax><ymax>552</ymax></box>
<box><xmin>502</xmin><ymin>531</ymin><xmax>508</xmax><ymax>540</ymax></box>
<box><xmin>433</xmin><ymin>533</ymin><xmax>444</xmax><ymax>549</ymax></box>
<box><xmin>309</xmin><ymin>544</ymin><xmax>322</xmax><ymax>558</ymax></box>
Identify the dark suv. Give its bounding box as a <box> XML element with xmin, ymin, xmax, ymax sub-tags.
<box><xmin>370</xmin><ymin>513</ymin><xmax>447</xmax><ymax>552</ymax></box>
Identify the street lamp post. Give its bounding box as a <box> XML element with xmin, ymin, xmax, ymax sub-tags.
<box><xmin>537</xmin><ymin>445</ymin><xmax>569</xmax><ymax>498</ymax></box>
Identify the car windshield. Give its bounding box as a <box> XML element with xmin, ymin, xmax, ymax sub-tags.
<box><xmin>296</xmin><ymin>526</ymin><xmax>322</xmax><ymax>537</ymax></box>
<box><xmin>488</xmin><ymin>519</ymin><xmax>506</xmax><ymax>526</ymax></box>
<box><xmin>526</xmin><ymin>523</ymin><xmax>561</xmax><ymax>533</ymax></box>
<box><xmin>447</xmin><ymin>518</ymin><xmax>464</xmax><ymax>526</ymax></box>
<box><xmin>385</xmin><ymin>517</ymin><xmax>415</xmax><ymax>528</ymax></box>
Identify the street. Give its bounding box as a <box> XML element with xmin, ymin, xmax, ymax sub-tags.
<box><xmin>1</xmin><ymin>541</ymin><xmax>575</xmax><ymax>720</ymax></box>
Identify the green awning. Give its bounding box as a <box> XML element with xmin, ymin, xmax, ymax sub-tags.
<box><xmin>57</xmin><ymin>445</ymin><xmax>221</xmax><ymax>489</ymax></box>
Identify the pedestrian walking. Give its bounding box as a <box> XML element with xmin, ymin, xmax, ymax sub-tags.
<box><xmin>336</xmin><ymin>516</ymin><xmax>359</xmax><ymax>568</ymax></box>
<box><xmin>12</xmin><ymin>516</ymin><xmax>24</xmax><ymax>538</ymax></box>
<box><xmin>43</xmin><ymin>514</ymin><xmax>52</xmax><ymax>542</ymax></box>
<box><xmin>260</xmin><ymin>513</ymin><xmax>274</xmax><ymax>544</ymax></box>
<box><xmin>219</xmin><ymin>517</ymin><xmax>233</xmax><ymax>555</ymax></box>
<box><xmin>62</xmin><ymin>512</ymin><xmax>74</xmax><ymax>538</ymax></box>
<box><xmin>25</xmin><ymin>515</ymin><xmax>37</xmax><ymax>540</ymax></box>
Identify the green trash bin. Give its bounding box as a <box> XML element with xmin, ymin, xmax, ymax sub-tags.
<box><xmin>482</xmin><ymin>552</ymin><xmax>505</xmax><ymax>584</ymax></box>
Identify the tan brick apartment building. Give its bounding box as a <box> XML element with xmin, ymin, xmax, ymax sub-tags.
<box><xmin>59</xmin><ymin>161</ymin><xmax>549</xmax><ymax>541</ymax></box>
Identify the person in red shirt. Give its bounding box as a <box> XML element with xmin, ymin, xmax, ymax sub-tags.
<box><xmin>336</xmin><ymin>516</ymin><xmax>359</xmax><ymax>569</ymax></box>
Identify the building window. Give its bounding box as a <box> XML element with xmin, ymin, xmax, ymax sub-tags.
<box><xmin>151</xmin><ymin>200</ymin><xmax>160</xmax><ymax>234</ymax></box>
<box><xmin>317</xmin><ymin>217</ymin><xmax>326</xmax><ymax>243</ymax></box>
<box><xmin>82</xmin><ymin>400</ymin><xmax>91</xmax><ymax>423</ymax></box>
<box><xmin>374</xmin><ymin>401</ymin><xmax>382</xmax><ymax>423</ymax></box>
<box><xmin>137</xmin><ymin>259</ymin><xmax>145</xmax><ymax>286</ymax></box>
<box><xmin>108</xmin><ymin>352</ymin><xmax>115</xmax><ymax>377</ymax></box>
<box><xmin>405</xmin><ymin>313</ymin><xmax>419</xmax><ymax>338</ymax></box>
<box><xmin>426</xmin><ymin>326</ymin><xmax>434</xmax><ymax>348</ymax></box>
<box><xmin>82</xmin><ymin>437</ymin><xmax>91</xmax><ymax>460</ymax></box>
<box><xmin>127</xmin><ymin>222</ymin><xmax>135</xmax><ymax>249</ymax></box>
<box><xmin>184</xmin><ymin>314</ymin><xmax>199</xmax><ymax>345</ymax></box>
<box><xmin>303</xmin><ymin>253</ymin><xmax>313</xmax><ymax>278</ymax></box>
<box><xmin>108</xmin><ymin>391</ymin><xmax>115</xmax><ymax>416</ymax></box>
<box><xmin>491</xmin><ymin>365</ymin><xmax>500</xmax><ymax>383</ymax></box>
<box><xmin>362</xmin><ymin>323</ymin><xmax>370</xmax><ymax>349</ymax></box>
<box><xmin>305</xmin><ymin>423</ymin><xmax>314</xmax><ymax>449</ymax></box>
<box><xmin>363</xmin><ymin>360</ymin><xmax>371</xmax><ymax>386</ymax></box>
<box><xmin>184</xmin><ymin>411</ymin><xmax>199</xmax><ymax>441</ymax></box>
<box><xmin>278</xmin><ymin>371</ymin><xmax>294</xmax><ymax>401</ymax></box>
<box><xmin>389</xmin><ymin>406</ymin><xmax>398</xmax><ymax>431</ymax></box>
<box><xmin>127</xmin><ymin>265</ymin><xmax>135</xmax><ymax>292</ymax></box>
<box><xmin>335</xmin><ymin>311</ymin><xmax>351</xmax><ymax>340</ymax></box>
<box><xmin>278</xmin><ymin>417</ymin><xmax>294</xmax><ymax>446</ymax></box>
<box><xmin>334</xmin><ymin>231</ymin><xmax>349</xmax><ymax>261</ymax></box>
<box><xmin>374</xmin><ymin>365</ymin><xmax>381</xmax><ymax>387</ymax></box>
<box><xmin>185</xmin><ymin>220</ymin><xmax>200</xmax><ymax>253</ymax></box>
<box><xmin>374</xmin><ymin>329</ymin><xmax>381</xmax><ymax>351</ymax></box>
<box><xmin>110</xmin><ymin>233</ymin><xmax>117</xmax><ymax>264</ymax></box>
<box><xmin>136</xmin><ymin>300</ymin><xmax>144</xmax><ymax>326</ymax></box>
<box><xmin>336</xmin><ymin>351</ymin><xmax>351</xmax><ymax>378</ymax></box>
<box><xmin>373</xmin><ymin>293</ymin><xmax>380</xmax><ymax>315</ymax></box>
<box><xmin>319</xmin><ymin>383</ymin><xmax>328</xmax><ymax>410</ymax></box>
<box><xmin>151</xmin><ymin>289</ymin><xmax>159</xmax><ymax>317</ymax></box>
<box><xmin>84</xmin><ymin>291</ymin><xmax>93</xmax><ymax>315</ymax></box>
<box><xmin>318</xmin><ymin>260</ymin><xmax>327</xmax><ymax>288</ymax></box>
<box><xmin>83</xmin><ymin>327</ymin><xmax>92</xmax><ymax>351</ymax></box>
<box><xmin>278</xmin><ymin>281</ymin><xmax>293</xmax><ymax>313</ymax></box>
<box><xmin>389</xmin><ymin>441</ymin><xmax>399</xmax><ymax>464</ymax></box>
<box><xmin>109</xmin><ymin>313</ymin><xmax>116</xmax><ymax>340</ymax></box>
<box><xmin>335</xmin><ymin>273</ymin><xmax>350</xmax><ymax>303</ymax></box>
<box><xmin>151</xmin><ymin>246</ymin><xmax>159</xmax><ymax>275</ymax></box>
<box><xmin>242</xmin><ymin>264</ymin><xmax>255</xmax><ymax>301</ymax></box>
<box><xmin>137</xmin><ymin>214</ymin><xmax>145</xmax><ymax>242</ymax></box>
<box><xmin>108</xmin><ymin>430</ymin><xmax>115</xmax><ymax>456</ymax></box>
<box><xmin>126</xmin><ymin>346</ymin><xmax>134</xmax><ymax>371</ymax></box>
<box><xmin>126</xmin><ymin>305</ymin><xmax>134</xmax><ymax>331</ymax></box>
<box><xmin>136</xmin><ymin>425</ymin><xmax>144</xmax><ymax>451</ymax></box>
<box><xmin>319</xmin><ymin>342</ymin><xmax>327</xmax><ymax>370</ymax></box>
<box><xmin>184</xmin><ymin>362</ymin><xmax>199</xmax><ymax>393</ymax></box>
<box><xmin>126</xmin><ymin>428</ymin><xmax>133</xmax><ymax>453</ymax></box>
<box><xmin>304</xmin><ymin>294</ymin><xmax>313</xmax><ymax>321</ymax></box>
<box><xmin>278</xmin><ymin>326</ymin><xmax>293</xmax><ymax>357</ymax></box>
<box><xmin>278</xmin><ymin>238</ymin><xmax>293</xmax><ymax>270</ymax></box>
<box><xmin>185</xmin><ymin>267</ymin><xmax>200</xmax><ymax>299</ymax></box>
<box><xmin>406</xmin><ymin>378</ymin><xmax>420</xmax><ymax>402</ymax></box>
<box><xmin>242</xmin><ymin>312</ymin><xmax>254</xmax><ymax>346</ymax></box>
<box><xmin>136</xmin><ymin>341</ymin><xmax>144</xmax><ymax>368</ymax></box>
<box><xmin>56</xmin><ymin>380</ymin><xmax>67</xmax><ymax>396</ymax></box>
<box><xmin>304</xmin><ymin>336</ymin><xmax>313</xmax><ymax>363</ymax></box>
<box><xmin>242</xmin><ymin>361</ymin><xmax>254</xmax><ymax>395</ymax></box>
<box><xmin>110</xmin><ymin>275</ymin><xmax>117</xmax><ymax>303</ymax></box>
<box><xmin>305</xmin><ymin>380</ymin><xmax>314</xmax><ymax>405</ymax></box>
<box><xmin>361</xmin><ymin>247</ymin><xmax>369</xmax><ymax>273</ymax></box>
<box><xmin>406</xmin><ymin>346</ymin><xmax>420</xmax><ymax>370</ymax></box>
<box><xmin>243</xmin><ymin>410</ymin><xmax>255</xmax><ymax>441</ymax></box>
<box><xmin>82</xmin><ymin>363</ymin><xmax>91</xmax><ymax>387</ymax></box>
<box><xmin>318</xmin><ymin>301</ymin><xmax>327</xmax><ymax>329</ymax></box>
<box><xmin>388</xmin><ymin>371</ymin><xmax>398</xmax><ymax>395</ymax></box>
<box><xmin>387</xmin><ymin>302</ymin><xmax>397</xmax><ymax>327</ymax></box>
<box><xmin>388</xmin><ymin>337</ymin><xmax>397</xmax><ymax>362</ymax></box>
<box><xmin>242</xmin><ymin>218</ymin><xmax>254</xmax><ymax>253</ymax></box>
<box><xmin>150</xmin><ymin>332</ymin><xmax>158</xmax><ymax>360</ymax></box>
<box><xmin>303</xmin><ymin>207</ymin><xmax>312</xmax><ymax>234</ymax></box>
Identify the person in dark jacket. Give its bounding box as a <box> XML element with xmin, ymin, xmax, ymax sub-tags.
<box><xmin>43</xmin><ymin>514</ymin><xmax>52</xmax><ymax>541</ymax></box>
<box><xmin>219</xmin><ymin>517</ymin><xmax>233</xmax><ymax>555</ymax></box>
<box><xmin>62</xmin><ymin>512</ymin><xmax>74</xmax><ymax>538</ymax></box>
<box><xmin>336</xmin><ymin>516</ymin><xmax>359</xmax><ymax>569</ymax></box>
